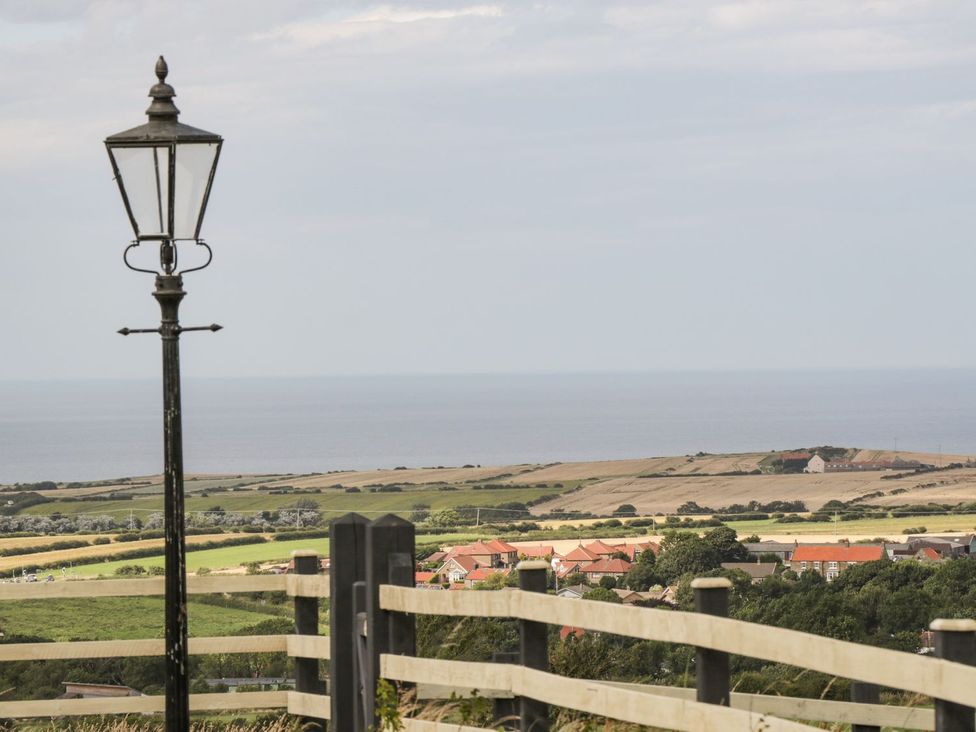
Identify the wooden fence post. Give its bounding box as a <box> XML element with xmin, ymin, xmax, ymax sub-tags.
<box><xmin>329</xmin><ymin>513</ymin><xmax>368</xmax><ymax>730</ymax></box>
<box><xmin>365</xmin><ymin>515</ymin><xmax>415</xmax><ymax>730</ymax></box>
<box><xmin>353</xmin><ymin>579</ymin><xmax>368</xmax><ymax>732</ymax></box>
<box><xmin>850</xmin><ymin>681</ymin><xmax>881</xmax><ymax>732</ymax></box>
<box><xmin>493</xmin><ymin>651</ymin><xmax>520</xmax><ymax>730</ymax></box>
<box><xmin>691</xmin><ymin>577</ymin><xmax>731</xmax><ymax>707</ymax></box>
<box><xmin>293</xmin><ymin>549</ymin><xmax>326</xmax><ymax>731</ymax></box>
<box><xmin>517</xmin><ymin>559</ymin><xmax>550</xmax><ymax>731</ymax></box>
<box><xmin>931</xmin><ymin>619</ymin><xmax>976</xmax><ymax>732</ymax></box>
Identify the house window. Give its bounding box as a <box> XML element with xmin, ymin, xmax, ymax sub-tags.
<box><xmin>826</xmin><ymin>571</ymin><xmax>838</xmax><ymax>581</ymax></box>
<box><xmin>814</xmin><ymin>561</ymin><xmax>821</xmax><ymax>569</ymax></box>
<box><xmin>828</xmin><ymin>561</ymin><xmax>838</xmax><ymax>570</ymax></box>
<box><xmin>848</xmin><ymin>562</ymin><xmax>857</xmax><ymax>567</ymax></box>
<box><xmin>800</xmin><ymin>561</ymin><xmax>808</xmax><ymax>570</ymax></box>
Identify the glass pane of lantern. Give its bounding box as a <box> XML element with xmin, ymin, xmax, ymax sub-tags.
<box><xmin>111</xmin><ymin>145</ymin><xmax>170</xmax><ymax>238</ymax></box>
<box><xmin>173</xmin><ymin>142</ymin><xmax>218</xmax><ymax>239</ymax></box>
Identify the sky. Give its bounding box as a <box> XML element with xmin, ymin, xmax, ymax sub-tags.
<box><xmin>2</xmin><ymin>0</ymin><xmax>976</xmax><ymax>380</ymax></box>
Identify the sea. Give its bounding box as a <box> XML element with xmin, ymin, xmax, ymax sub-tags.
<box><xmin>1</xmin><ymin>370</ymin><xmax>975</xmax><ymax>484</ymax></box>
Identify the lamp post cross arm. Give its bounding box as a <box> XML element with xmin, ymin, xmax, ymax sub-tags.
<box><xmin>118</xmin><ymin>323</ymin><xmax>222</xmax><ymax>336</ymax></box>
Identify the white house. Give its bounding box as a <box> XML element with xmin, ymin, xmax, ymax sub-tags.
<box><xmin>804</xmin><ymin>455</ymin><xmax>826</xmax><ymax>473</ymax></box>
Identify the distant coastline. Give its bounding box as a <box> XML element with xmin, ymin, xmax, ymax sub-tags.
<box><xmin>2</xmin><ymin>369</ymin><xmax>975</xmax><ymax>483</ymax></box>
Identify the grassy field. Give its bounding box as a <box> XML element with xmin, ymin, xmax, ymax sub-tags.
<box><xmin>21</xmin><ymin>486</ymin><xmax>563</xmax><ymax>518</ymax></box>
<box><xmin>0</xmin><ymin>533</ymin><xmax>240</xmax><ymax>573</ymax></box>
<box><xmin>0</xmin><ymin>597</ymin><xmax>282</xmax><ymax>641</ymax></box>
<box><xmin>69</xmin><ymin>537</ymin><xmax>331</xmax><ymax>577</ymax></box>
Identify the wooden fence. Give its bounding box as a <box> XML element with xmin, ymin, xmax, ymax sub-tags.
<box><xmin>0</xmin><ymin>513</ymin><xmax>973</xmax><ymax>732</ymax></box>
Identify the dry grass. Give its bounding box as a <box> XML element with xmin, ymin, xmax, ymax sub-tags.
<box><xmin>530</xmin><ymin>462</ymin><xmax>976</xmax><ymax>516</ymax></box>
<box><xmin>16</xmin><ymin>715</ymin><xmax>300</xmax><ymax>732</ymax></box>
<box><xmin>0</xmin><ymin>533</ymin><xmax>248</xmax><ymax>572</ymax></box>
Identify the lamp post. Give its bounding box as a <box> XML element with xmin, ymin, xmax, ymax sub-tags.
<box><xmin>105</xmin><ymin>57</ymin><xmax>223</xmax><ymax>732</ymax></box>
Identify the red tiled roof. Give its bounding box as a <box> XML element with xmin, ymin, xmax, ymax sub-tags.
<box><xmin>486</xmin><ymin>539</ymin><xmax>518</xmax><ymax>553</ymax></box>
<box><xmin>584</xmin><ymin>540</ymin><xmax>621</xmax><ymax>556</ymax></box>
<box><xmin>467</xmin><ymin>567</ymin><xmax>512</xmax><ymax>582</ymax></box>
<box><xmin>792</xmin><ymin>546</ymin><xmax>884</xmax><ymax>562</ymax></box>
<box><xmin>562</xmin><ymin>546</ymin><xmax>601</xmax><ymax>562</ymax></box>
<box><xmin>917</xmin><ymin>547</ymin><xmax>941</xmax><ymax>561</ymax></box>
<box><xmin>781</xmin><ymin>452</ymin><xmax>813</xmax><ymax>460</ymax></box>
<box><xmin>415</xmin><ymin>572</ymin><xmax>437</xmax><ymax>583</ymax></box>
<box><xmin>581</xmin><ymin>558</ymin><xmax>632</xmax><ymax>574</ymax></box>
<box><xmin>622</xmin><ymin>542</ymin><xmax>659</xmax><ymax>560</ymax></box>
<box><xmin>426</xmin><ymin>551</ymin><xmax>447</xmax><ymax>563</ymax></box>
<box><xmin>556</xmin><ymin>563</ymin><xmax>583</xmax><ymax>579</ymax></box>
<box><xmin>559</xmin><ymin>625</ymin><xmax>586</xmax><ymax>640</ymax></box>
<box><xmin>456</xmin><ymin>542</ymin><xmax>499</xmax><ymax>556</ymax></box>
<box><xmin>442</xmin><ymin>555</ymin><xmax>480</xmax><ymax>572</ymax></box>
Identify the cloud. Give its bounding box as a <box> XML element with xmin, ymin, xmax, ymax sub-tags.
<box><xmin>254</xmin><ymin>4</ymin><xmax>503</xmax><ymax>49</ymax></box>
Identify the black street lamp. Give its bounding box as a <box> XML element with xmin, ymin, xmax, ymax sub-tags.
<box><xmin>105</xmin><ymin>57</ymin><xmax>223</xmax><ymax>732</ymax></box>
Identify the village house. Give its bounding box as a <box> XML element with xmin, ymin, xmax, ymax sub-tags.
<box><xmin>554</xmin><ymin>545</ymin><xmax>601</xmax><ymax>576</ymax></box>
<box><xmin>583</xmin><ymin>540</ymin><xmax>625</xmax><ymax>558</ymax></box>
<box><xmin>743</xmin><ymin>541</ymin><xmax>796</xmax><ymax>563</ymax></box>
<box><xmin>556</xmin><ymin>584</ymin><xmax>588</xmax><ymax>599</ymax></box>
<box><xmin>780</xmin><ymin>452</ymin><xmax>813</xmax><ymax>472</ymax></box>
<box><xmin>611</xmin><ymin>587</ymin><xmax>677</xmax><ymax>605</ymax></box>
<box><xmin>453</xmin><ymin>541</ymin><xmax>502</xmax><ymax>567</ymax></box>
<box><xmin>438</xmin><ymin>555</ymin><xmax>482</xmax><ymax>584</ymax></box>
<box><xmin>555</xmin><ymin>560</ymin><xmax>587</xmax><ymax>581</ymax></box>
<box><xmin>909</xmin><ymin>535</ymin><xmax>974</xmax><ymax>557</ymax></box>
<box><xmin>792</xmin><ymin>545</ymin><xmax>885</xmax><ymax>581</ymax></box>
<box><xmin>415</xmin><ymin>571</ymin><xmax>439</xmax><ymax>587</ymax></box>
<box><xmin>804</xmin><ymin>455</ymin><xmax>826</xmax><ymax>473</ymax></box>
<box><xmin>619</xmin><ymin>541</ymin><xmax>659</xmax><ymax>562</ymax></box>
<box><xmin>817</xmin><ymin>456</ymin><xmax>925</xmax><ymax>473</ymax></box>
<box><xmin>579</xmin><ymin>558</ymin><xmax>632</xmax><ymax>583</ymax></box>
<box><xmin>720</xmin><ymin>562</ymin><xmax>778</xmax><ymax>584</ymax></box>
<box><xmin>464</xmin><ymin>567</ymin><xmax>512</xmax><ymax>588</ymax></box>
<box><xmin>483</xmin><ymin>539</ymin><xmax>519</xmax><ymax>566</ymax></box>
<box><xmin>517</xmin><ymin>545</ymin><xmax>555</xmax><ymax>561</ymax></box>
<box><xmin>913</xmin><ymin>547</ymin><xmax>942</xmax><ymax>563</ymax></box>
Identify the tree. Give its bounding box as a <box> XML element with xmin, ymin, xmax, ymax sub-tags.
<box><xmin>613</xmin><ymin>504</ymin><xmax>637</xmax><ymax>517</ymax></box>
<box><xmin>599</xmin><ymin>575</ymin><xmax>618</xmax><ymax>589</ymax></box>
<box><xmin>583</xmin><ymin>587</ymin><xmax>622</xmax><ymax>604</ymax></box>
<box><xmin>561</xmin><ymin>572</ymin><xmax>588</xmax><ymax>587</ymax></box>
<box><xmin>623</xmin><ymin>561</ymin><xmax>659</xmax><ymax>592</ymax></box>
<box><xmin>655</xmin><ymin>535</ymin><xmax>721</xmax><ymax>583</ymax></box>
<box><xmin>702</xmin><ymin>526</ymin><xmax>748</xmax><ymax>562</ymax></box>
<box><xmin>428</xmin><ymin>509</ymin><xmax>462</xmax><ymax>528</ymax></box>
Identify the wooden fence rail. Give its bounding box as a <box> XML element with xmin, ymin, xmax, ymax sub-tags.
<box><xmin>0</xmin><ymin>553</ymin><xmax>333</xmax><ymax>723</ymax></box>
<box><xmin>378</xmin><ymin>583</ymin><xmax>976</xmax><ymax>710</ymax></box>
<box><xmin>1</xmin><ymin>517</ymin><xmax>975</xmax><ymax>732</ymax></box>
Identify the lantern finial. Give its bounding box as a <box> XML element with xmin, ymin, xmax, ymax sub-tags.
<box><xmin>146</xmin><ymin>55</ymin><xmax>179</xmax><ymax>121</ymax></box>
<box><xmin>155</xmin><ymin>55</ymin><xmax>168</xmax><ymax>82</ymax></box>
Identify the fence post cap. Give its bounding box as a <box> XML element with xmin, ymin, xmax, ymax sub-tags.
<box><xmin>516</xmin><ymin>560</ymin><xmax>550</xmax><ymax>571</ymax></box>
<box><xmin>930</xmin><ymin>618</ymin><xmax>976</xmax><ymax>632</ymax></box>
<box><xmin>691</xmin><ymin>577</ymin><xmax>732</xmax><ymax>590</ymax></box>
<box><xmin>291</xmin><ymin>549</ymin><xmax>320</xmax><ymax>558</ymax></box>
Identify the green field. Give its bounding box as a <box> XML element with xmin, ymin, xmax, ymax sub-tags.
<box><xmin>23</xmin><ymin>486</ymin><xmax>561</xmax><ymax>518</ymax></box>
<box><xmin>71</xmin><ymin>537</ymin><xmax>330</xmax><ymax>577</ymax></box>
<box><xmin>0</xmin><ymin>597</ymin><xmax>282</xmax><ymax>641</ymax></box>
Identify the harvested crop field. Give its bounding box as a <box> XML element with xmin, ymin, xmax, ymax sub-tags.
<box><xmin>0</xmin><ymin>533</ymin><xmax>253</xmax><ymax>573</ymax></box>
<box><xmin>530</xmin><ymin>463</ymin><xmax>976</xmax><ymax>516</ymax></box>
